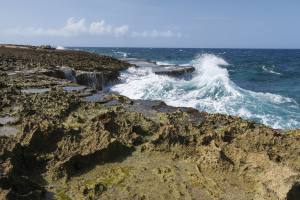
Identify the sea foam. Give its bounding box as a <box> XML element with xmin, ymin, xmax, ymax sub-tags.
<box><xmin>110</xmin><ymin>54</ymin><xmax>299</xmax><ymax>129</ymax></box>
<box><xmin>56</xmin><ymin>46</ymin><xmax>65</xmax><ymax>50</ymax></box>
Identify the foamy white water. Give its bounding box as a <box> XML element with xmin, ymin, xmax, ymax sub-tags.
<box><xmin>115</xmin><ymin>51</ymin><xmax>128</xmax><ymax>58</ymax></box>
<box><xmin>156</xmin><ymin>61</ymin><xmax>173</xmax><ymax>66</ymax></box>
<box><xmin>110</xmin><ymin>54</ymin><xmax>299</xmax><ymax>129</ymax></box>
<box><xmin>56</xmin><ymin>46</ymin><xmax>65</xmax><ymax>50</ymax></box>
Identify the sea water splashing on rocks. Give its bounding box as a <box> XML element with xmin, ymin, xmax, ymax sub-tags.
<box><xmin>61</xmin><ymin>66</ymin><xmax>77</xmax><ymax>82</ymax></box>
<box><xmin>110</xmin><ymin>53</ymin><xmax>300</xmax><ymax>129</ymax></box>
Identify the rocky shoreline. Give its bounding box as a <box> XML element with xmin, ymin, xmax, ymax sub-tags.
<box><xmin>0</xmin><ymin>45</ymin><xmax>299</xmax><ymax>200</ymax></box>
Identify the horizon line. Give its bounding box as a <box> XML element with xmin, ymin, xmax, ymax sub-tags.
<box><xmin>68</xmin><ymin>46</ymin><xmax>300</xmax><ymax>50</ymax></box>
<box><xmin>2</xmin><ymin>43</ymin><xmax>300</xmax><ymax>50</ymax></box>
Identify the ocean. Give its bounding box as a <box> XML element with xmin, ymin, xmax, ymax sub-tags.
<box><xmin>71</xmin><ymin>47</ymin><xmax>300</xmax><ymax>130</ymax></box>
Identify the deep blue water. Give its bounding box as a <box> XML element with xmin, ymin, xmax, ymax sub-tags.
<box><xmin>71</xmin><ymin>47</ymin><xmax>300</xmax><ymax>129</ymax></box>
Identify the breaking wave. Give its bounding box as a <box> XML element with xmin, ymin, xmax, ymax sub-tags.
<box><xmin>156</xmin><ymin>61</ymin><xmax>173</xmax><ymax>66</ymax></box>
<box><xmin>56</xmin><ymin>46</ymin><xmax>65</xmax><ymax>50</ymax></box>
<box><xmin>115</xmin><ymin>51</ymin><xmax>128</xmax><ymax>58</ymax></box>
<box><xmin>110</xmin><ymin>54</ymin><xmax>299</xmax><ymax>129</ymax></box>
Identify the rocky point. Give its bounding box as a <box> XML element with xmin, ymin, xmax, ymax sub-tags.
<box><xmin>0</xmin><ymin>45</ymin><xmax>299</xmax><ymax>200</ymax></box>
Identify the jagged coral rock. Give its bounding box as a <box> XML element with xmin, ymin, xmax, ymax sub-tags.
<box><xmin>0</xmin><ymin>46</ymin><xmax>299</xmax><ymax>200</ymax></box>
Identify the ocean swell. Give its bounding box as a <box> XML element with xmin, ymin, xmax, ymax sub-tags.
<box><xmin>110</xmin><ymin>54</ymin><xmax>299</xmax><ymax>129</ymax></box>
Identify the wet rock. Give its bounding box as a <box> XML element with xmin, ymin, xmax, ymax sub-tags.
<box><xmin>76</xmin><ymin>71</ymin><xmax>105</xmax><ymax>90</ymax></box>
<box><xmin>44</xmin><ymin>66</ymin><xmax>76</xmax><ymax>82</ymax></box>
<box><xmin>122</xmin><ymin>57</ymin><xmax>195</xmax><ymax>77</ymax></box>
<box><xmin>153</xmin><ymin>65</ymin><xmax>195</xmax><ymax>76</ymax></box>
<box><xmin>121</xmin><ymin>58</ymin><xmax>157</xmax><ymax>68</ymax></box>
<box><xmin>61</xmin><ymin>66</ymin><xmax>77</xmax><ymax>82</ymax></box>
<box><xmin>63</xmin><ymin>86</ymin><xmax>86</xmax><ymax>92</ymax></box>
<box><xmin>81</xmin><ymin>92</ymin><xmax>110</xmax><ymax>103</ymax></box>
<box><xmin>44</xmin><ymin>66</ymin><xmax>120</xmax><ymax>90</ymax></box>
<box><xmin>21</xmin><ymin>88</ymin><xmax>51</xmax><ymax>94</ymax></box>
<box><xmin>76</xmin><ymin>70</ymin><xmax>119</xmax><ymax>90</ymax></box>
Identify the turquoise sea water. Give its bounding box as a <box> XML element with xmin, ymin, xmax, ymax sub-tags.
<box><xmin>71</xmin><ymin>47</ymin><xmax>300</xmax><ymax>129</ymax></box>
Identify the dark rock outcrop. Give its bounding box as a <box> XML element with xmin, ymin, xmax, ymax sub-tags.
<box><xmin>76</xmin><ymin>71</ymin><xmax>118</xmax><ymax>90</ymax></box>
<box><xmin>122</xmin><ymin>58</ymin><xmax>196</xmax><ymax>77</ymax></box>
<box><xmin>153</xmin><ymin>65</ymin><xmax>195</xmax><ymax>76</ymax></box>
<box><xmin>43</xmin><ymin>66</ymin><xmax>119</xmax><ymax>90</ymax></box>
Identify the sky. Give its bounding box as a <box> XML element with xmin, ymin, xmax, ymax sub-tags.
<box><xmin>0</xmin><ymin>0</ymin><xmax>300</xmax><ymax>48</ymax></box>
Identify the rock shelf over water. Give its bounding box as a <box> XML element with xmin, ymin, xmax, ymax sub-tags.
<box><xmin>121</xmin><ymin>58</ymin><xmax>195</xmax><ymax>77</ymax></box>
<box><xmin>0</xmin><ymin>45</ymin><xmax>299</xmax><ymax>200</ymax></box>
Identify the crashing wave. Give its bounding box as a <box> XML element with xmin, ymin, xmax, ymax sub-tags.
<box><xmin>156</xmin><ymin>61</ymin><xmax>173</xmax><ymax>66</ymax></box>
<box><xmin>110</xmin><ymin>54</ymin><xmax>299</xmax><ymax>129</ymax></box>
<box><xmin>56</xmin><ymin>46</ymin><xmax>65</xmax><ymax>50</ymax></box>
<box><xmin>115</xmin><ymin>51</ymin><xmax>128</xmax><ymax>58</ymax></box>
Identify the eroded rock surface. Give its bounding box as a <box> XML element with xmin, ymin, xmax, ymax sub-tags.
<box><xmin>0</xmin><ymin>45</ymin><xmax>299</xmax><ymax>200</ymax></box>
<box><xmin>121</xmin><ymin>58</ymin><xmax>195</xmax><ymax>77</ymax></box>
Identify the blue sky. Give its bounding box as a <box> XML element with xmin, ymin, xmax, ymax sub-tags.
<box><xmin>0</xmin><ymin>0</ymin><xmax>299</xmax><ymax>48</ymax></box>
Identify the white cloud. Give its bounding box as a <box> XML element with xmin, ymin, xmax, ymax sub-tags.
<box><xmin>114</xmin><ymin>25</ymin><xmax>129</xmax><ymax>37</ymax></box>
<box><xmin>131</xmin><ymin>30</ymin><xmax>182</xmax><ymax>38</ymax></box>
<box><xmin>4</xmin><ymin>18</ymin><xmax>129</xmax><ymax>37</ymax></box>
<box><xmin>2</xmin><ymin>17</ymin><xmax>181</xmax><ymax>39</ymax></box>
<box><xmin>64</xmin><ymin>18</ymin><xmax>87</xmax><ymax>34</ymax></box>
<box><xmin>89</xmin><ymin>20</ymin><xmax>112</xmax><ymax>34</ymax></box>
<box><xmin>89</xmin><ymin>20</ymin><xmax>129</xmax><ymax>36</ymax></box>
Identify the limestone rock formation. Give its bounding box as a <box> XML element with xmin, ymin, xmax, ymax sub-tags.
<box><xmin>0</xmin><ymin>45</ymin><xmax>299</xmax><ymax>200</ymax></box>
